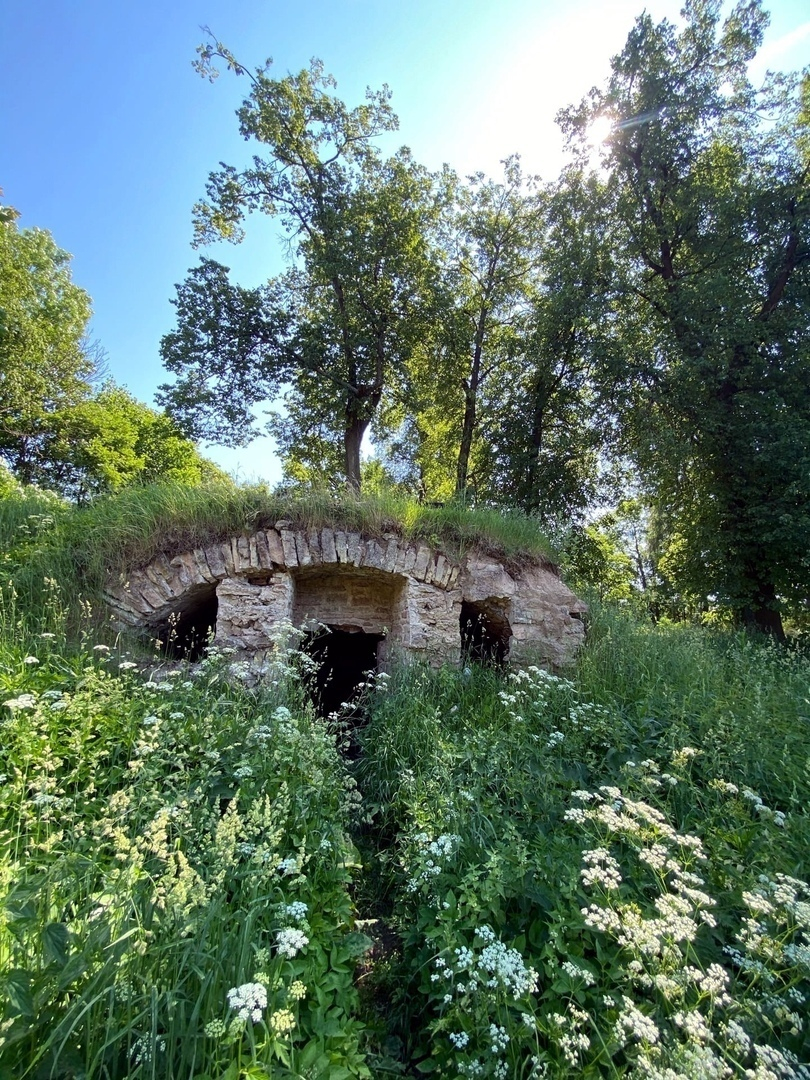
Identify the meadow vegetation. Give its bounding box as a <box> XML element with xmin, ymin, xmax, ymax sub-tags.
<box><xmin>1</xmin><ymin>485</ymin><xmax>808</xmax><ymax>1078</ymax></box>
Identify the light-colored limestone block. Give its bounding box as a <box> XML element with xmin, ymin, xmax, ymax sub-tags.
<box><xmin>279</xmin><ymin>530</ymin><xmax>298</xmax><ymax>567</ymax></box>
<box><xmin>265</xmin><ymin>529</ymin><xmax>285</xmax><ymax>566</ymax></box>
<box><xmin>321</xmin><ymin>527</ymin><xmax>337</xmax><ymax>563</ymax></box>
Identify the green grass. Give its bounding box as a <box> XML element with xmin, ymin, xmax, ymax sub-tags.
<box><xmin>2</xmin><ymin>485</ymin><xmax>809</xmax><ymax>1078</ymax></box>
<box><xmin>0</xmin><ymin>605</ymin><xmax>369</xmax><ymax>1079</ymax></box>
<box><xmin>355</xmin><ymin>607</ymin><xmax>810</xmax><ymax>1077</ymax></box>
<box><xmin>0</xmin><ymin>482</ymin><xmax>557</xmax><ymax>634</ymax></box>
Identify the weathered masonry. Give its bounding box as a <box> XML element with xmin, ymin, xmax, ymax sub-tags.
<box><xmin>104</xmin><ymin>526</ymin><xmax>586</xmax><ymax>670</ymax></box>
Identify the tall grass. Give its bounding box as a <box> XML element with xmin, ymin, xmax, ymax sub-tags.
<box><xmin>0</xmin><ymin>483</ymin><xmax>557</xmax><ymax>635</ymax></box>
<box><xmin>576</xmin><ymin>602</ymin><xmax>810</xmax><ymax>837</ymax></box>
<box><xmin>355</xmin><ymin>614</ymin><xmax>810</xmax><ymax>1077</ymax></box>
<box><xmin>0</xmin><ymin>599</ymin><xmax>370</xmax><ymax>1078</ymax></box>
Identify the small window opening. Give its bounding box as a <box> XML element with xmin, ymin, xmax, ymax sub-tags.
<box><xmin>157</xmin><ymin>586</ymin><xmax>218</xmax><ymax>662</ymax></box>
<box><xmin>460</xmin><ymin>600</ymin><xmax>512</xmax><ymax>666</ymax></box>
<box><xmin>303</xmin><ymin>625</ymin><xmax>383</xmax><ymax>722</ymax></box>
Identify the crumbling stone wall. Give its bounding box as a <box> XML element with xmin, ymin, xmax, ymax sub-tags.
<box><xmin>104</xmin><ymin>524</ymin><xmax>586</xmax><ymax>668</ymax></box>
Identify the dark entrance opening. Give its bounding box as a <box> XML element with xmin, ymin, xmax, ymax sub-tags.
<box><xmin>460</xmin><ymin>600</ymin><xmax>512</xmax><ymax>666</ymax></box>
<box><xmin>157</xmin><ymin>587</ymin><xmax>218</xmax><ymax>662</ymax></box>
<box><xmin>303</xmin><ymin>626</ymin><xmax>383</xmax><ymax>720</ymax></box>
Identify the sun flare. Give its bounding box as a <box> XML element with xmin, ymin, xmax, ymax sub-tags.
<box><xmin>587</xmin><ymin>113</ymin><xmax>615</xmax><ymax>146</ymax></box>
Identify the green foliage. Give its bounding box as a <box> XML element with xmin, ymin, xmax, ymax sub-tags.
<box><xmin>28</xmin><ymin>384</ymin><xmax>226</xmax><ymax>502</ymax></box>
<box><xmin>357</xmin><ymin>609</ymin><xmax>810</xmax><ymax>1077</ymax></box>
<box><xmin>0</xmin><ymin>202</ymin><xmax>94</xmax><ymax>483</ymax></box>
<box><xmin>560</xmin><ymin>520</ymin><xmax>636</xmax><ymax>603</ymax></box>
<box><xmin>0</xmin><ymin>606</ymin><xmax>369</xmax><ymax>1078</ymax></box>
<box><xmin>161</xmin><ymin>44</ymin><xmax>443</xmax><ymax>490</ymax></box>
<box><xmin>401</xmin><ymin>157</ymin><xmax>543</xmax><ymax>501</ymax></box>
<box><xmin>376</xmin><ymin>162</ymin><xmax>603</xmax><ymax>517</ymax></box>
<box><xmin>0</xmin><ymin>200</ymin><xmax>220</xmax><ymax>503</ymax></box>
<box><xmin>559</xmin><ymin>0</ymin><xmax>810</xmax><ymax>633</ymax></box>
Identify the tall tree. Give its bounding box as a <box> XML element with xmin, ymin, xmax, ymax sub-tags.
<box><xmin>446</xmin><ymin>157</ymin><xmax>541</xmax><ymax>499</ymax></box>
<box><xmin>0</xmin><ymin>201</ymin><xmax>95</xmax><ymax>482</ymax></box>
<box><xmin>560</xmin><ymin>0</ymin><xmax>810</xmax><ymax>635</ymax></box>
<box><xmin>487</xmin><ymin>169</ymin><xmax>608</xmax><ymax>518</ymax></box>
<box><xmin>386</xmin><ymin>158</ymin><xmax>541</xmax><ymax>502</ymax></box>
<box><xmin>159</xmin><ymin>42</ymin><xmax>442</xmax><ymax>490</ymax></box>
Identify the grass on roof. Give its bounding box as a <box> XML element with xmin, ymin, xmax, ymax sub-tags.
<box><xmin>1</xmin><ymin>481</ymin><xmax>558</xmax><ymax>625</ymax></box>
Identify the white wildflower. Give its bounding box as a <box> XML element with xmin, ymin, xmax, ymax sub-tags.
<box><xmin>276</xmin><ymin>927</ymin><xmax>309</xmax><ymax>957</ymax></box>
<box><xmin>227</xmin><ymin>981</ymin><xmax>267</xmax><ymax>1023</ymax></box>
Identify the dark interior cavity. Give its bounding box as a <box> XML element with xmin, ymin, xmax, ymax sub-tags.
<box><xmin>157</xmin><ymin>587</ymin><xmax>218</xmax><ymax>662</ymax></box>
<box><xmin>303</xmin><ymin>626</ymin><xmax>383</xmax><ymax>720</ymax></box>
<box><xmin>460</xmin><ymin>599</ymin><xmax>512</xmax><ymax>666</ymax></box>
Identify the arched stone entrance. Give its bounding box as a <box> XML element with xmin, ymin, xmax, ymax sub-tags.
<box><xmin>104</xmin><ymin>526</ymin><xmax>587</xmax><ymax>669</ymax></box>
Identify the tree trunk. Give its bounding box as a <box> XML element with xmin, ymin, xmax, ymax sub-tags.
<box><xmin>742</xmin><ymin>580</ymin><xmax>785</xmax><ymax>641</ymax></box>
<box><xmin>455</xmin><ymin>382</ymin><xmax>477</xmax><ymax>500</ymax></box>
<box><xmin>344</xmin><ymin>417</ymin><xmax>365</xmax><ymax>492</ymax></box>
<box><xmin>455</xmin><ymin>310</ymin><xmax>487</xmax><ymax>500</ymax></box>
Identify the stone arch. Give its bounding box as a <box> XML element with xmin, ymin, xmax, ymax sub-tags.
<box><xmin>103</xmin><ymin>525</ymin><xmax>586</xmax><ymax>670</ymax></box>
<box><xmin>156</xmin><ymin>583</ymin><xmax>218</xmax><ymax>661</ymax></box>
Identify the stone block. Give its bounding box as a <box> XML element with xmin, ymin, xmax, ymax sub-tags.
<box><xmin>254</xmin><ymin>531</ymin><xmax>272</xmax><ymax>569</ymax></box>
<box><xmin>346</xmin><ymin>532</ymin><xmax>362</xmax><ymax>566</ymax></box>
<box><xmin>460</xmin><ymin>553</ymin><xmax>516</xmax><ymax>603</ymax></box>
<box><xmin>383</xmin><ymin>535</ymin><xmax>399</xmax><ymax>572</ymax></box>
<box><xmin>192</xmin><ymin>548</ymin><xmax>218</xmax><ymax>583</ymax></box>
<box><xmin>170</xmin><ymin>551</ymin><xmax>207</xmax><ymax>589</ymax></box>
<box><xmin>432</xmin><ymin>554</ymin><xmax>447</xmax><ymax>587</ymax></box>
<box><xmin>307</xmin><ymin>529</ymin><xmax>322</xmax><ymax>566</ymax></box>
<box><xmin>295</xmin><ymin>531</ymin><xmax>312</xmax><ymax>567</ymax></box>
<box><xmin>364</xmin><ymin>539</ymin><xmax>384</xmax><ymax>569</ymax></box>
<box><xmin>412</xmin><ymin>544</ymin><xmax>431</xmax><ymax>580</ymax></box>
<box><xmin>321</xmin><ymin>528</ymin><xmax>337</xmax><ymax>563</ymax></box>
<box><xmin>143</xmin><ymin>560</ymin><xmax>179</xmax><ymax>601</ymax></box>
<box><xmin>280</xmin><ymin>529</ymin><xmax>298</xmax><ymax>567</ymax></box>
<box><xmin>219</xmin><ymin>541</ymin><xmax>236</xmax><ymax>576</ymax></box>
<box><xmin>109</xmin><ymin>581</ymin><xmax>156</xmax><ymax>616</ymax></box>
<box><xmin>133</xmin><ymin>576</ymin><xmax>171</xmax><ymax>612</ymax></box>
<box><xmin>334</xmin><ymin>530</ymin><xmax>349</xmax><ymax>563</ymax></box>
<box><xmin>265</xmin><ymin>529</ymin><xmax>285</xmax><ymax>566</ymax></box>
<box><xmin>203</xmin><ymin>543</ymin><xmax>228</xmax><ymax>579</ymax></box>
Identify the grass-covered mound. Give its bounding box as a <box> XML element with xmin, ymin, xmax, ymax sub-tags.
<box><xmin>1</xmin><ymin>484</ymin><xmax>809</xmax><ymax>1078</ymax></box>
<box><xmin>0</xmin><ymin>483</ymin><xmax>557</xmax><ymax>626</ymax></box>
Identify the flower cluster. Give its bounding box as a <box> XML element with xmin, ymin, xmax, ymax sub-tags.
<box><xmin>433</xmin><ymin>925</ymin><xmax>539</xmax><ymax>1001</ymax></box>
<box><xmin>227</xmin><ymin>981</ymin><xmax>268</xmax><ymax>1023</ymax></box>
<box><xmin>406</xmin><ymin>831</ymin><xmax>462</xmax><ymax>892</ymax></box>
<box><xmin>276</xmin><ymin>926</ymin><xmax>309</xmax><ymax>958</ymax></box>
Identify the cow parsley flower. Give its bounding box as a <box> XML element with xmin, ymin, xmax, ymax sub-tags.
<box><xmin>4</xmin><ymin>694</ymin><xmax>37</xmax><ymax>710</ymax></box>
<box><xmin>276</xmin><ymin>927</ymin><xmax>309</xmax><ymax>957</ymax></box>
<box><xmin>227</xmin><ymin>982</ymin><xmax>267</xmax><ymax>1023</ymax></box>
<box><xmin>283</xmin><ymin>901</ymin><xmax>308</xmax><ymax>923</ymax></box>
<box><xmin>269</xmin><ymin>1008</ymin><xmax>296</xmax><ymax>1035</ymax></box>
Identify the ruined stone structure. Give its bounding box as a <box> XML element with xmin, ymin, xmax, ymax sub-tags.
<box><xmin>104</xmin><ymin>525</ymin><xmax>586</xmax><ymax>671</ymax></box>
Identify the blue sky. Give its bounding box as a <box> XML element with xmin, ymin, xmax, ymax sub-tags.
<box><xmin>2</xmin><ymin>0</ymin><xmax>808</xmax><ymax>482</ymax></box>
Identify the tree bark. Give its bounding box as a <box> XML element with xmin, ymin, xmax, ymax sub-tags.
<box><xmin>344</xmin><ymin>417</ymin><xmax>365</xmax><ymax>492</ymax></box>
<box><xmin>455</xmin><ymin>307</ymin><xmax>487</xmax><ymax>499</ymax></box>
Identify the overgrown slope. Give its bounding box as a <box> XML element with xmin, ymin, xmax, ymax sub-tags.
<box><xmin>1</xmin><ymin>485</ymin><xmax>808</xmax><ymax>1078</ymax></box>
